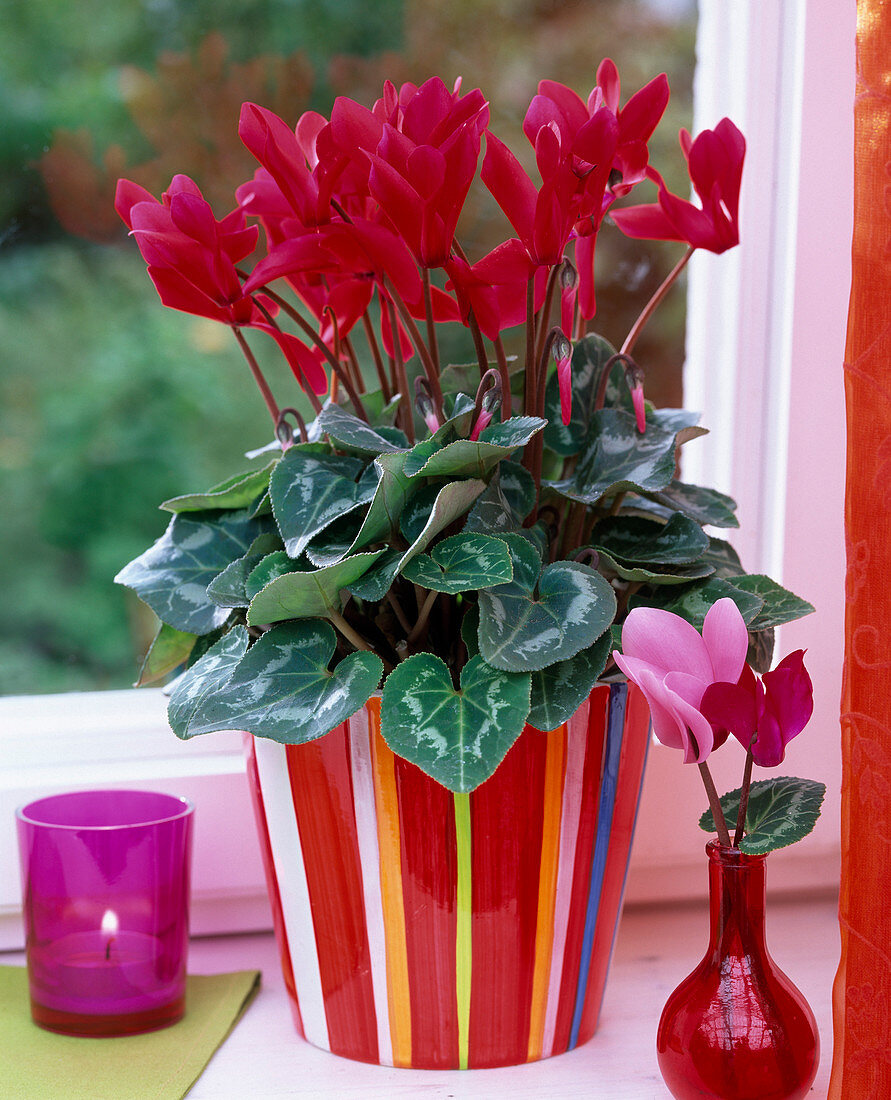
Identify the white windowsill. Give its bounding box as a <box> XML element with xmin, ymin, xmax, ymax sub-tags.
<box><xmin>1</xmin><ymin>892</ymin><xmax>838</xmax><ymax>1097</ymax></box>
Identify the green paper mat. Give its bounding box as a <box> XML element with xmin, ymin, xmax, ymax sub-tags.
<box><xmin>0</xmin><ymin>965</ymin><xmax>260</xmax><ymax>1100</ymax></box>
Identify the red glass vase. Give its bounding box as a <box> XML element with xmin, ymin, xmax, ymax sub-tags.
<box><xmin>657</xmin><ymin>840</ymin><xmax>819</xmax><ymax>1100</ymax></box>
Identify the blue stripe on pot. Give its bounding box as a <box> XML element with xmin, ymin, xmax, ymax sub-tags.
<box><xmin>568</xmin><ymin>681</ymin><xmax>627</xmax><ymax>1049</ymax></box>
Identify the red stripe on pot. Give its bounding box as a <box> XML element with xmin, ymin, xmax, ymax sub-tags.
<box><xmin>393</xmin><ymin>752</ymin><xmax>459</xmax><ymax>1069</ymax></box>
<box><xmin>286</xmin><ymin>726</ymin><xmax>380</xmax><ymax>1064</ymax></box>
<box><xmin>467</xmin><ymin>724</ymin><xmax>549</xmax><ymax>1067</ymax></box>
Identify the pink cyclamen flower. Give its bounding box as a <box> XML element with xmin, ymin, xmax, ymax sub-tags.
<box><xmin>699</xmin><ymin>650</ymin><xmax>814</xmax><ymax>767</ymax></box>
<box><xmin>613</xmin><ymin>598</ymin><xmax>749</xmax><ymax>764</ymax></box>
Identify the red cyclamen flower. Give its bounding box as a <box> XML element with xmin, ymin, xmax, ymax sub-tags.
<box><xmin>699</xmin><ymin>650</ymin><xmax>814</xmax><ymax>767</ymax></box>
<box><xmin>610</xmin><ymin>118</ymin><xmax>745</xmax><ymax>254</ymax></box>
<box><xmin>115</xmin><ymin>175</ymin><xmax>328</xmax><ymax>395</ymax></box>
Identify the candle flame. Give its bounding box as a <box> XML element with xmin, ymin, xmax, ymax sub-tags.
<box><xmin>101</xmin><ymin>910</ymin><xmax>119</xmax><ymax>936</ymax></box>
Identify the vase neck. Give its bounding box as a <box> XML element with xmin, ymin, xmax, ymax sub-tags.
<box><xmin>705</xmin><ymin>840</ymin><xmax>768</xmax><ymax>957</ymax></box>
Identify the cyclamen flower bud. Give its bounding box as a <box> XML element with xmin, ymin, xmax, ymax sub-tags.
<box><xmin>414</xmin><ymin>377</ymin><xmax>440</xmax><ymax>434</ymax></box>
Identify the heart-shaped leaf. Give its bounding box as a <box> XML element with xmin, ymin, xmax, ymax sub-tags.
<box><xmin>170</xmin><ymin>621</ymin><xmax>383</xmax><ymax>743</ymax></box>
<box><xmin>115</xmin><ymin>509</ymin><xmax>273</xmax><ymax>634</ymax></box>
<box><xmin>160</xmin><ymin>459</ymin><xmax>279</xmax><ymax>513</ymax></box>
<box><xmin>344</xmin><ymin>549</ymin><xmax>402</xmax><ymax>601</ymax></box>
<box><xmin>543</xmin><ymin>333</ymin><xmax>620</xmax><ymax>456</ymax></box>
<box><xmin>347</xmin><ymin>451</ymin><xmax>416</xmax><ymax>554</ymax></box>
<box><xmin>403</xmin><ymin>399</ymin><xmax>477</xmax><ymax>477</ymax></box>
<box><xmin>728</xmin><ymin>575</ymin><xmax>815</xmax><ymax>631</ymax></box>
<box><xmin>316</xmin><ymin>404</ymin><xmax>409</xmax><ymax>455</ymax></box>
<box><xmin>548</xmin><ymin>408</ymin><xmax>685</xmax><ymax>505</ymax></box>
<box><xmin>380</xmin><ymin>653</ymin><xmax>531</xmax><ymax>792</ymax></box>
<box><xmin>478</xmin><ymin>554</ymin><xmax>617</xmax><ymax>672</ymax></box>
<box><xmin>247</xmin><ymin>549</ymin><xmax>386</xmax><ymax>624</ymax></box>
<box><xmin>527</xmin><ymin>631</ymin><xmax>613</xmax><ymax>731</ymax></box>
<box><xmin>136</xmin><ymin>622</ymin><xmax>197</xmax><ymax>686</ymax></box>
<box><xmin>245</xmin><ymin>550</ymin><xmax>308</xmax><ymax>601</ymax></box>
<box><xmin>591</xmin><ymin>513</ymin><xmax>710</xmax><ymax>566</ymax></box>
<box><xmin>634</xmin><ymin>576</ymin><xmax>764</xmax><ymax>629</ymax></box>
<box><xmin>699</xmin><ymin>777</ymin><xmax>826</xmax><ymax>854</ymax></box>
<box><xmin>168</xmin><ymin>626</ymin><xmax>251</xmax><ymax>738</ymax></box>
<box><xmin>402</xmin><ymin>533</ymin><xmax>513</xmax><ymax>593</ymax></box>
<box><xmin>269</xmin><ymin>446</ymin><xmax>376</xmax><ymax>558</ymax></box>
<box><xmin>206</xmin><ymin>532</ymin><xmax>284</xmax><ymax>607</ymax></box>
<box><xmin>411</xmin><ymin>417</ymin><xmax>545</xmax><ymax>479</ymax></box>
<box><xmin>641</xmin><ymin>481</ymin><xmax>739</xmax><ymax>528</ymax></box>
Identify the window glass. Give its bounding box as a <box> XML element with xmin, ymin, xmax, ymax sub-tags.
<box><xmin>0</xmin><ymin>0</ymin><xmax>696</xmax><ymax>693</ymax></box>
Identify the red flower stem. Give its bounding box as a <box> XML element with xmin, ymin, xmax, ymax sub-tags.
<box><xmin>231</xmin><ymin>326</ymin><xmax>286</xmax><ymax>426</ymax></box>
<box><xmin>537</xmin><ymin>326</ymin><xmax>561</xmax><ymax>414</ymax></box>
<box><xmin>734</xmin><ymin>749</ymin><xmax>755</xmax><ymax>847</ymax></box>
<box><xmin>524</xmin><ymin>277</ymin><xmax>536</xmax><ymax>419</ymax></box>
<box><xmin>466</xmin><ymin>308</ymin><xmax>490</xmax><ymax>378</ymax></box>
<box><xmin>343</xmin><ymin>336</ymin><xmax>366</xmax><ymax>393</ymax></box>
<box><xmin>383</xmin><ymin>276</ymin><xmax>444</xmax><ymax>421</ymax></box>
<box><xmin>252</xmin><ymin>284</ymin><xmax>368</xmax><ymax>421</ymax></box>
<box><xmin>422</xmin><ymin>268</ymin><xmax>441</xmax><ymax>376</ymax></box>
<box><xmin>534</xmin><ymin>264</ymin><xmax>561</xmax><ymax>368</ymax></box>
<box><xmin>493</xmin><ymin>335</ymin><xmax>512</xmax><ymax>419</ymax></box>
<box><xmin>385</xmin><ymin>296</ymin><xmax>415</xmax><ymax>443</ymax></box>
<box><xmin>698</xmin><ymin>760</ymin><xmax>732</xmax><ymax>847</ymax></box>
<box><xmin>620</xmin><ymin>245</ymin><xmax>694</xmax><ymax>357</ymax></box>
<box><xmin>361</xmin><ymin>310</ymin><xmax>391</xmax><ymax>401</ymax></box>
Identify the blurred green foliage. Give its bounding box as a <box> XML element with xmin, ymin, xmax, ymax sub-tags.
<box><xmin>0</xmin><ymin>0</ymin><xmax>696</xmax><ymax>693</ymax></box>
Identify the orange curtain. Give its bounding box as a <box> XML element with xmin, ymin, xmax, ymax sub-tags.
<box><xmin>831</xmin><ymin>3</ymin><xmax>891</xmax><ymax>1094</ymax></box>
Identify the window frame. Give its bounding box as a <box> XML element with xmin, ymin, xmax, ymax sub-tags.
<box><xmin>0</xmin><ymin>0</ymin><xmax>853</xmax><ymax>948</ymax></box>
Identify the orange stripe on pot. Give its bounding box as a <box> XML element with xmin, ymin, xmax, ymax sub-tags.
<box><xmin>527</xmin><ymin>722</ymin><xmax>567</xmax><ymax>1062</ymax></box>
<box><xmin>367</xmin><ymin>698</ymin><xmax>413</xmax><ymax>1067</ymax></box>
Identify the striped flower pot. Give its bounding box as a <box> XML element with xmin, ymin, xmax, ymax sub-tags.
<box><xmin>243</xmin><ymin>680</ymin><xmax>650</xmax><ymax>1069</ymax></box>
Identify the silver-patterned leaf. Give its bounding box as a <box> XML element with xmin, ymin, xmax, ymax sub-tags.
<box><xmin>115</xmin><ymin>509</ymin><xmax>273</xmax><ymax>634</ymax></box>
<box><xmin>380</xmin><ymin>653</ymin><xmax>531</xmax><ymax>792</ymax></box>
<box><xmin>171</xmin><ymin>621</ymin><xmax>383</xmax><ymax>744</ymax></box>
<box><xmin>527</xmin><ymin>631</ymin><xmax>613</xmax><ymax>731</ymax></box>
<box><xmin>168</xmin><ymin>626</ymin><xmax>250</xmax><ymax>738</ymax></box>
<box><xmin>316</xmin><ymin>404</ymin><xmax>409</xmax><ymax>455</ymax></box>
<box><xmin>699</xmin><ymin>777</ymin><xmax>826</xmax><ymax>854</ymax></box>
<box><xmin>478</xmin><ymin>557</ymin><xmax>617</xmax><ymax>672</ymax></box>
<box><xmin>397</xmin><ymin>479</ymin><xmax>487</xmax><ymax>570</ymax></box>
<box><xmin>410</xmin><ymin>417</ymin><xmax>545</xmax><ymax>479</ymax></box>
<box><xmin>401</xmin><ymin>533</ymin><xmax>513</xmax><ymax>593</ymax></box>
<box><xmin>591</xmin><ymin>513</ymin><xmax>709</xmax><ymax>565</ymax></box>
<box><xmin>346</xmin><ymin>451</ymin><xmax>416</xmax><ymax>554</ymax></box>
<box><xmin>543</xmin><ymin>333</ymin><xmax>620</xmax><ymax>456</ymax></box>
<box><xmin>269</xmin><ymin>446</ymin><xmax>376</xmax><ymax>559</ymax></box>
<box><xmin>206</xmin><ymin>532</ymin><xmax>284</xmax><ymax>607</ymax></box>
<box><xmin>247</xmin><ymin>549</ymin><xmax>386</xmax><ymax>624</ymax></box>
<box><xmin>160</xmin><ymin>459</ymin><xmax>279</xmax><ymax>513</ymax></box>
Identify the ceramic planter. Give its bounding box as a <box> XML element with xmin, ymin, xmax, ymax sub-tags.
<box><xmin>244</xmin><ymin>680</ymin><xmax>649</xmax><ymax>1069</ymax></box>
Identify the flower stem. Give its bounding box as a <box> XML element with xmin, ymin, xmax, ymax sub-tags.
<box><xmin>231</xmin><ymin>327</ymin><xmax>283</xmax><ymax>427</ymax></box>
<box><xmin>385</xmin><ymin>296</ymin><xmax>415</xmax><ymax>443</ymax></box>
<box><xmin>621</xmin><ymin>245</ymin><xmax>694</xmax><ymax>357</ymax></box>
<box><xmin>698</xmin><ymin>760</ymin><xmax>732</xmax><ymax>847</ymax></box>
<box><xmin>407</xmin><ymin>588</ymin><xmax>438</xmax><ymax>646</ymax></box>
<box><xmin>734</xmin><ymin>749</ymin><xmax>755</xmax><ymax>847</ymax></box>
<box><xmin>384</xmin><ymin>276</ymin><xmax>444</xmax><ymax>421</ymax></box>
<box><xmin>362</xmin><ymin>310</ymin><xmax>391</xmax><ymax>401</ymax></box>
<box><xmin>328</xmin><ymin>607</ymin><xmax>377</xmax><ymax>655</ymax></box>
<box><xmin>493</xmin><ymin>335</ymin><xmax>512</xmax><ymax>419</ymax></box>
<box><xmin>524</xmin><ymin>276</ymin><xmax>536</xmax><ymax>418</ymax></box>
<box><xmin>423</xmin><ymin>267</ymin><xmax>441</xmax><ymax>377</ymax></box>
<box><xmin>534</xmin><ymin>264</ymin><xmax>561</xmax><ymax>367</ymax></box>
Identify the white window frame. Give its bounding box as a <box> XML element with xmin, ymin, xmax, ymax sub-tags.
<box><xmin>0</xmin><ymin>0</ymin><xmax>853</xmax><ymax>948</ymax></box>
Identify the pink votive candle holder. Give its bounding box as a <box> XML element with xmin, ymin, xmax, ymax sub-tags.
<box><xmin>16</xmin><ymin>789</ymin><xmax>194</xmax><ymax>1037</ymax></box>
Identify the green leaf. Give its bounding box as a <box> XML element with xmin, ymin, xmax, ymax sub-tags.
<box><xmin>160</xmin><ymin>459</ymin><xmax>279</xmax><ymax>513</ymax></box>
<box><xmin>591</xmin><ymin>512</ymin><xmax>710</xmax><ymax>565</ymax></box>
<box><xmin>244</xmin><ymin>550</ymin><xmax>308</xmax><ymax>601</ymax></box>
<box><xmin>594</xmin><ymin>552</ymin><xmax>714</xmax><ymax>586</ymax></box>
<box><xmin>347</xmin><ymin>451</ymin><xmax>416</xmax><ymax>554</ymax></box>
<box><xmin>410</xmin><ymin>417</ymin><xmax>545</xmax><ymax>479</ymax></box>
<box><xmin>354</xmin><ymin>389</ymin><xmax>403</xmax><ymax>427</ymax></box>
<box><xmin>399</xmin><ymin>483</ymin><xmax>443</xmax><ymax>545</ymax></box>
<box><xmin>478</xmin><ymin>554</ymin><xmax>617</xmax><ymax>672</ymax></box>
<box><xmin>115</xmin><ymin>509</ymin><xmax>273</xmax><ymax>634</ymax></box>
<box><xmin>698</xmin><ymin>777</ymin><xmax>826</xmax><ymax>854</ymax></box>
<box><xmin>701</xmin><ymin>538</ymin><xmax>745</xmax><ymax>578</ymax></box>
<box><xmin>527</xmin><ymin>631</ymin><xmax>612</xmax><ymax>731</ymax></box>
<box><xmin>642</xmin><ymin>481</ymin><xmax>739</xmax><ymax>529</ymax></box>
<box><xmin>247</xmin><ymin>549</ymin><xmax>386</xmax><ymax>624</ymax></box>
<box><xmin>499</xmin><ymin>460</ymin><xmax>536</xmax><ymax>520</ymax></box>
<box><xmin>401</xmin><ymin>533</ymin><xmax>513</xmax><ymax>593</ymax></box>
<box><xmin>402</xmin><ymin>400</ymin><xmax>477</xmax><ymax>477</ymax></box>
<box><xmin>543</xmin><ymin>333</ymin><xmax>620</xmax><ymax>456</ymax></box>
<box><xmin>316</xmin><ymin>404</ymin><xmax>409</xmax><ymax>455</ymax></box>
<box><xmin>634</xmin><ymin>576</ymin><xmax>764</xmax><ymax>629</ymax></box>
<box><xmin>206</xmin><ymin>532</ymin><xmax>283</xmax><ymax>608</ymax></box>
<box><xmin>398</xmin><ymin>479</ymin><xmax>487</xmax><ymax>570</ymax></box>
<box><xmin>269</xmin><ymin>446</ymin><xmax>375</xmax><ymax>558</ymax></box>
<box><xmin>170</xmin><ymin>621</ymin><xmax>383</xmax><ymax>743</ymax></box>
<box><xmin>548</xmin><ymin>408</ymin><xmax>683</xmax><ymax>504</ymax></box>
<box><xmin>305</xmin><ymin>510</ymin><xmax>367</xmax><ymax>567</ymax></box>
<box><xmin>380</xmin><ymin>653</ymin><xmax>531</xmax><ymax>792</ymax></box>
<box><xmin>728</xmin><ymin>575</ymin><xmax>815</xmax><ymax>630</ymax></box>
<box><xmin>168</xmin><ymin>626</ymin><xmax>251</xmax><ymax>738</ymax></box>
<box><xmin>463</xmin><ymin>474</ymin><xmax>523</xmax><ymax>536</ymax></box>
<box><xmin>344</xmin><ymin>549</ymin><xmax>402</xmax><ymax>601</ymax></box>
<box><xmin>135</xmin><ymin>622</ymin><xmax>197</xmax><ymax>686</ymax></box>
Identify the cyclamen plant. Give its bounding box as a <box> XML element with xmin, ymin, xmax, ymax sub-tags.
<box><xmin>615</xmin><ymin>599</ymin><xmax>825</xmax><ymax>852</ymax></box>
<box><xmin>114</xmin><ymin>63</ymin><xmax>814</xmax><ymax>793</ymax></box>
